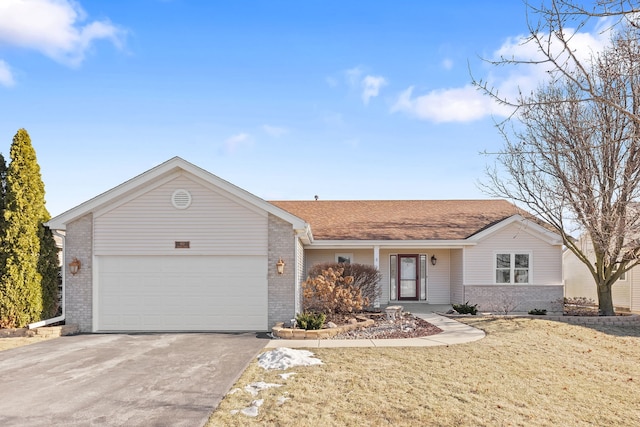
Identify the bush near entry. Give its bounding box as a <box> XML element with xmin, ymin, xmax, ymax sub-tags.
<box><xmin>306</xmin><ymin>262</ymin><xmax>382</xmax><ymax>310</ymax></box>
<box><xmin>302</xmin><ymin>266</ymin><xmax>366</xmax><ymax>314</ymax></box>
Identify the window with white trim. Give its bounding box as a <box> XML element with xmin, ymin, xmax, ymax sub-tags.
<box><xmin>335</xmin><ymin>253</ymin><xmax>353</xmax><ymax>264</ymax></box>
<box><xmin>495</xmin><ymin>253</ymin><xmax>530</xmax><ymax>284</ymax></box>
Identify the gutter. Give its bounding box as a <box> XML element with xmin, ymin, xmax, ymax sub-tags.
<box><xmin>28</xmin><ymin>230</ymin><xmax>66</xmax><ymax>329</ymax></box>
<box><xmin>306</xmin><ymin>239</ymin><xmax>478</xmax><ymax>249</ymax></box>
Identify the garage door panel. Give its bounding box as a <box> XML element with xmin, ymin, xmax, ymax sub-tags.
<box><xmin>97</xmin><ymin>255</ymin><xmax>267</xmax><ymax>331</ymax></box>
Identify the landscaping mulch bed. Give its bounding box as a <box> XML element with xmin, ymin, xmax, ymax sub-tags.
<box><xmin>564</xmin><ymin>305</ymin><xmax>631</xmax><ymax>316</ymax></box>
<box><xmin>325</xmin><ymin>312</ymin><xmax>442</xmax><ymax>340</ymax></box>
<box><xmin>304</xmin><ymin>304</ymin><xmax>630</xmax><ymax>341</ymax></box>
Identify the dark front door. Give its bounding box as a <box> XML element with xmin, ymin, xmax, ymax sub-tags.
<box><xmin>398</xmin><ymin>255</ymin><xmax>419</xmax><ymax>300</ymax></box>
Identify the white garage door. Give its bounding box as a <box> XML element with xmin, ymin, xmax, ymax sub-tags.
<box><xmin>96</xmin><ymin>255</ymin><xmax>267</xmax><ymax>331</ymax></box>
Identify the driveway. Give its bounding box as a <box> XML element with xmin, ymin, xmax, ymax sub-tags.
<box><xmin>0</xmin><ymin>333</ymin><xmax>266</xmax><ymax>426</ymax></box>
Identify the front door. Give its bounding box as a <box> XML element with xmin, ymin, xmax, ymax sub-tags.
<box><xmin>398</xmin><ymin>255</ymin><xmax>419</xmax><ymax>300</ymax></box>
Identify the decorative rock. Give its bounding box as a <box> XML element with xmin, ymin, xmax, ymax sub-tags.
<box><xmin>446</xmin><ymin>309</ymin><xmax>459</xmax><ymax>315</ymax></box>
<box><xmin>272</xmin><ymin>316</ymin><xmax>374</xmax><ymax>339</ymax></box>
<box><xmin>385</xmin><ymin>305</ymin><xmax>404</xmax><ymax>321</ymax></box>
<box><xmin>292</xmin><ymin>329</ymin><xmax>307</xmax><ymax>339</ymax></box>
<box><xmin>326</xmin><ymin>321</ymin><xmax>338</xmax><ymax>328</ymax></box>
<box><xmin>347</xmin><ymin>318</ymin><xmax>357</xmax><ymax>325</ymax></box>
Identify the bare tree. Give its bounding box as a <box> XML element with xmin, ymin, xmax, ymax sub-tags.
<box><xmin>482</xmin><ymin>25</ymin><xmax>640</xmax><ymax>316</ymax></box>
<box><xmin>474</xmin><ymin>1</ymin><xmax>640</xmax><ymax>316</ymax></box>
<box><xmin>475</xmin><ymin>0</ymin><xmax>640</xmax><ymax>120</ymax></box>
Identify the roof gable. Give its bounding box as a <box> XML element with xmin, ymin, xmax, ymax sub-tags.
<box><xmin>466</xmin><ymin>214</ymin><xmax>562</xmax><ymax>245</ymax></box>
<box><xmin>47</xmin><ymin>157</ymin><xmax>310</xmax><ymax>239</ymax></box>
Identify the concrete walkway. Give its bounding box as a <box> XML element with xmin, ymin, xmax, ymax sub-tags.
<box><xmin>264</xmin><ymin>313</ymin><xmax>485</xmax><ymax>348</ymax></box>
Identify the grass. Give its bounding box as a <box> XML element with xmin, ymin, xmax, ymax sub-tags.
<box><xmin>207</xmin><ymin>317</ymin><xmax>640</xmax><ymax>427</ymax></box>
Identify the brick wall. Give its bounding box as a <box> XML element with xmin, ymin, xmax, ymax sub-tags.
<box><xmin>65</xmin><ymin>214</ymin><xmax>93</xmax><ymax>332</ymax></box>
<box><xmin>464</xmin><ymin>285</ymin><xmax>564</xmax><ymax>314</ymax></box>
<box><xmin>268</xmin><ymin>214</ymin><xmax>296</xmax><ymax>328</ymax></box>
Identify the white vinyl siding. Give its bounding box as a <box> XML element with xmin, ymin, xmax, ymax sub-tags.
<box><xmin>465</xmin><ymin>222</ymin><xmax>562</xmax><ymax>286</ymax></box>
<box><xmin>96</xmin><ymin>255</ymin><xmax>267</xmax><ymax>331</ymax></box>
<box><xmin>428</xmin><ymin>250</ymin><xmax>450</xmax><ymax>304</ymax></box>
<box><xmin>564</xmin><ymin>247</ymin><xmax>635</xmax><ymax>309</ymax></box>
<box><xmin>94</xmin><ymin>175</ymin><xmax>267</xmax><ymax>256</ymax></box>
<box><xmin>303</xmin><ymin>249</ymin><xmax>374</xmax><ymax>271</ymax></box>
<box><xmin>563</xmin><ymin>249</ymin><xmax>598</xmax><ymax>301</ymax></box>
<box><xmin>632</xmin><ymin>269</ymin><xmax>640</xmax><ymax>311</ymax></box>
<box><xmin>612</xmin><ymin>277</ymin><xmax>631</xmax><ymax>307</ymax></box>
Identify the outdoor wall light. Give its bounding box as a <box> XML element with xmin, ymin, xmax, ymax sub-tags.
<box><xmin>276</xmin><ymin>258</ymin><xmax>285</xmax><ymax>275</ymax></box>
<box><xmin>69</xmin><ymin>257</ymin><xmax>81</xmax><ymax>275</ymax></box>
<box><xmin>431</xmin><ymin>255</ymin><xmax>437</xmax><ymax>266</ymax></box>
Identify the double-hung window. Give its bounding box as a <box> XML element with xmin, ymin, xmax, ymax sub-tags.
<box><xmin>495</xmin><ymin>253</ymin><xmax>530</xmax><ymax>284</ymax></box>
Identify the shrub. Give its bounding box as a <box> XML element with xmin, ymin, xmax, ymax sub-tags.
<box><xmin>490</xmin><ymin>293</ymin><xmax>521</xmax><ymax>315</ymax></box>
<box><xmin>296</xmin><ymin>312</ymin><xmax>326</xmax><ymax>330</ymax></box>
<box><xmin>528</xmin><ymin>308</ymin><xmax>547</xmax><ymax>315</ymax></box>
<box><xmin>564</xmin><ymin>297</ymin><xmax>597</xmax><ymax>306</ymax></box>
<box><xmin>452</xmin><ymin>301</ymin><xmax>478</xmax><ymax>315</ymax></box>
<box><xmin>307</xmin><ymin>262</ymin><xmax>382</xmax><ymax>308</ymax></box>
<box><xmin>302</xmin><ymin>267</ymin><xmax>367</xmax><ymax>314</ymax></box>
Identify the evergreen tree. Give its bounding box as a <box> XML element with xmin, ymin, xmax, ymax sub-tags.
<box><xmin>0</xmin><ymin>129</ymin><xmax>49</xmax><ymax>327</ymax></box>
<box><xmin>0</xmin><ymin>152</ymin><xmax>6</xmax><ymax>232</ymax></box>
<box><xmin>39</xmin><ymin>225</ymin><xmax>60</xmax><ymax>319</ymax></box>
<box><xmin>0</xmin><ymin>154</ymin><xmax>6</xmax><ymax>294</ymax></box>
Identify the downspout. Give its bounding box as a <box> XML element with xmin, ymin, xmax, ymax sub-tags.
<box><xmin>28</xmin><ymin>229</ymin><xmax>66</xmax><ymax>329</ymax></box>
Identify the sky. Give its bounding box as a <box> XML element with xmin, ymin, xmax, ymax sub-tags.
<box><xmin>0</xmin><ymin>0</ymin><xmax>611</xmax><ymax>217</ymax></box>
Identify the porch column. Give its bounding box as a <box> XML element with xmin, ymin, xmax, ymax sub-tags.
<box><xmin>374</xmin><ymin>245</ymin><xmax>380</xmax><ymax>307</ymax></box>
<box><xmin>374</xmin><ymin>245</ymin><xmax>380</xmax><ymax>269</ymax></box>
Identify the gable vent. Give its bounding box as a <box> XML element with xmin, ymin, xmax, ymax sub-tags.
<box><xmin>171</xmin><ymin>189</ymin><xmax>192</xmax><ymax>209</ymax></box>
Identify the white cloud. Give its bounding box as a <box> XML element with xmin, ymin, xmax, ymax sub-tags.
<box><xmin>224</xmin><ymin>133</ymin><xmax>250</xmax><ymax>153</ymax></box>
<box><xmin>0</xmin><ymin>0</ymin><xmax>125</xmax><ymax>67</ymax></box>
<box><xmin>0</xmin><ymin>60</ymin><xmax>15</xmax><ymax>87</ymax></box>
<box><xmin>393</xmin><ymin>21</ymin><xmax>613</xmax><ymax>123</ymax></box>
<box><xmin>391</xmin><ymin>85</ymin><xmax>511</xmax><ymax>123</ymax></box>
<box><xmin>441</xmin><ymin>58</ymin><xmax>453</xmax><ymax>70</ymax></box>
<box><xmin>345</xmin><ymin>66</ymin><xmax>363</xmax><ymax>87</ymax></box>
<box><xmin>361</xmin><ymin>75</ymin><xmax>387</xmax><ymax>105</ymax></box>
<box><xmin>343</xmin><ymin>66</ymin><xmax>387</xmax><ymax>105</ymax></box>
<box><xmin>262</xmin><ymin>125</ymin><xmax>289</xmax><ymax>137</ymax></box>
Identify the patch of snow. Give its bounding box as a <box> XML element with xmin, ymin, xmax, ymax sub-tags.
<box><xmin>258</xmin><ymin>347</ymin><xmax>323</xmax><ymax>370</ymax></box>
<box><xmin>276</xmin><ymin>395</ymin><xmax>290</xmax><ymax>406</ymax></box>
<box><xmin>239</xmin><ymin>399</ymin><xmax>264</xmax><ymax>417</ymax></box>
<box><xmin>279</xmin><ymin>372</ymin><xmax>296</xmax><ymax>380</ymax></box>
<box><xmin>240</xmin><ymin>406</ymin><xmax>259</xmax><ymax>417</ymax></box>
<box><xmin>227</xmin><ymin>388</ymin><xmax>241</xmax><ymax>395</ymax></box>
<box><xmin>244</xmin><ymin>381</ymin><xmax>282</xmax><ymax>396</ymax></box>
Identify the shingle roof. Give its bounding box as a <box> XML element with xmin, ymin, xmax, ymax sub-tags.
<box><xmin>269</xmin><ymin>200</ymin><xmax>523</xmax><ymax>241</ymax></box>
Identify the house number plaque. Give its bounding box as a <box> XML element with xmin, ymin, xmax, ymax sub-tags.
<box><xmin>175</xmin><ymin>241</ymin><xmax>190</xmax><ymax>249</ymax></box>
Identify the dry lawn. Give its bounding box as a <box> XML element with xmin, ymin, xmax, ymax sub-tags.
<box><xmin>0</xmin><ymin>335</ymin><xmax>55</xmax><ymax>352</ymax></box>
<box><xmin>207</xmin><ymin>317</ymin><xmax>640</xmax><ymax>427</ymax></box>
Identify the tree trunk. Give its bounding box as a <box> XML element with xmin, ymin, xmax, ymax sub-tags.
<box><xmin>596</xmin><ymin>282</ymin><xmax>615</xmax><ymax>316</ymax></box>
